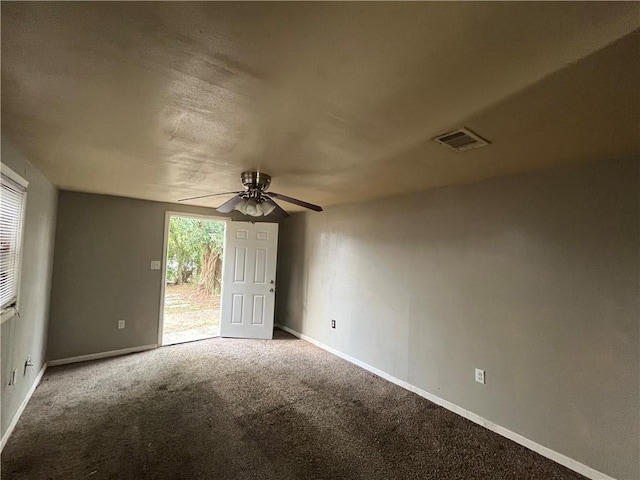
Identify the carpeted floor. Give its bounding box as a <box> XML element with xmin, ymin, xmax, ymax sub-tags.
<box><xmin>2</xmin><ymin>329</ymin><xmax>585</xmax><ymax>480</ymax></box>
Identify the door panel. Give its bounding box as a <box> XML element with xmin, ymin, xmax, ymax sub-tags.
<box><xmin>252</xmin><ymin>295</ymin><xmax>265</xmax><ymax>325</ymax></box>
<box><xmin>233</xmin><ymin>247</ymin><xmax>246</xmax><ymax>282</ymax></box>
<box><xmin>220</xmin><ymin>222</ymin><xmax>278</xmax><ymax>339</ymax></box>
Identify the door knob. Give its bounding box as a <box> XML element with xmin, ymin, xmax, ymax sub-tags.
<box><xmin>269</xmin><ymin>288</ymin><xmax>275</xmax><ymax>293</ymax></box>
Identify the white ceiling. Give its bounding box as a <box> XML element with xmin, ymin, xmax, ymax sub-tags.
<box><xmin>1</xmin><ymin>3</ymin><xmax>639</xmax><ymax>210</ymax></box>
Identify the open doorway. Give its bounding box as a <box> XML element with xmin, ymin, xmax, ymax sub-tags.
<box><xmin>160</xmin><ymin>213</ymin><xmax>226</xmax><ymax>346</ymax></box>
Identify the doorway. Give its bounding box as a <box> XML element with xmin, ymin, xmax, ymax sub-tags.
<box><xmin>160</xmin><ymin>213</ymin><xmax>226</xmax><ymax>346</ymax></box>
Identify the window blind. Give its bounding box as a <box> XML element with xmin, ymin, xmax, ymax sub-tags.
<box><xmin>1</xmin><ymin>174</ymin><xmax>26</xmax><ymax>309</ymax></box>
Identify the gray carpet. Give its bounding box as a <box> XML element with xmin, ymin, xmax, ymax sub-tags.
<box><xmin>2</xmin><ymin>329</ymin><xmax>585</xmax><ymax>480</ymax></box>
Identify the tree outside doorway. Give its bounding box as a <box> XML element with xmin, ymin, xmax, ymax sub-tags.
<box><xmin>162</xmin><ymin>216</ymin><xmax>225</xmax><ymax>345</ymax></box>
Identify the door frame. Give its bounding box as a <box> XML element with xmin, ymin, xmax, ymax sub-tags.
<box><xmin>157</xmin><ymin>211</ymin><xmax>230</xmax><ymax>346</ymax></box>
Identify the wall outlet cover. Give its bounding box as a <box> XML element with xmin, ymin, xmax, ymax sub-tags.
<box><xmin>150</xmin><ymin>261</ymin><xmax>161</xmax><ymax>270</ymax></box>
<box><xmin>118</xmin><ymin>320</ymin><xmax>125</xmax><ymax>329</ymax></box>
<box><xmin>475</xmin><ymin>368</ymin><xmax>486</xmax><ymax>384</ymax></box>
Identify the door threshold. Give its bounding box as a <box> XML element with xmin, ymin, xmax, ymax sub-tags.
<box><xmin>162</xmin><ymin>333</ymin><xmax>219</xmax><ymax>347</ymax></box>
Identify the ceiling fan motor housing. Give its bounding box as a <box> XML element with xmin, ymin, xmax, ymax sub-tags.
<box><xmin>241</xmin><ymin>171</ymin><xmax>271</xmax><ymax>192</ymax></box>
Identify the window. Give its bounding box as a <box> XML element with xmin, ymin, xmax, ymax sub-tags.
<box><xmin>1</xmin><ymin>165</ymin><xmax>28</xmax><ymax>312</ymax></box>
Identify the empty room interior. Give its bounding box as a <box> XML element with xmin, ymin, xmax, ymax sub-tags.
<box><xmin>1</xmin><ymin>3</ymin><xmax>639</xmax><ymax>480</ymax></box>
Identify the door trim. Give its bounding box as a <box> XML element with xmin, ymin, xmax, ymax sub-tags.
<box><xmin>157</xmin><ymin>211</ymin><xmax>230</xmax><ymax>346</ymax></box>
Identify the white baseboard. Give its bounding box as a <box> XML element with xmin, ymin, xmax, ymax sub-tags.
<box><xmin>276</xmin><ymin>324</ymin><xmax>616</xmax><ymax>480</ymax></box>
<box><xmin>1</xmin><ymin>362</ymin><xmax>47</xmax><ymax>451</ymax></box>
<box><xmin>48</xmin><ymin>344</ymin><xmax>157</xmax><ymax>367</ymax></box>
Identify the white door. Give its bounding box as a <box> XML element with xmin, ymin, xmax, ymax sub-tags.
<box><xmin>220</xmin><ymin>222</ymin><xmax>279</xmax><ymax>339</ymax></box>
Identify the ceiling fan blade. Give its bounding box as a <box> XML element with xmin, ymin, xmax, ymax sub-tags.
<box><xmin>178</xmin><ymin>191</ymin><xmax>241</xmax><ymax>202</ymax></box>
<box><xmin>216</xmin><ymin>194</ymin><xmax>244</xmax><ymax>213</ymax></box>
<box><xmin>268</xmin><ymin>192</ymin><xmax>323</xmax><ymax>212</ymax></box>
<box><xmin>264</xmin><ymin>198</ymin><xmax>289</xmax><ymax>218</ymax></box>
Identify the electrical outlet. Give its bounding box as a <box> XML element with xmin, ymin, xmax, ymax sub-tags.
<box><xmin>475</xmin><ymin>368</ymin><xmax>486</xmax><ymax>384</ymax></box>
<box><xmin>150</xmin><ymin>261</ymin><xmax>161</xmax><ymax>270</ymax></box>
<box><xmin>331</xmin><ymin>319</ymin><xmax>336</xmax><ymax>329</ymax></box>
<box><xmin>118</xmin><ymin>320</ymin><xmax>125</xmax><ymax>329</ymax></box>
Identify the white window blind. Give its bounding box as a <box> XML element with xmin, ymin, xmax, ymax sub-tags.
<box><xmin>1</xmin><ymin>174</ymin><xmax>27</xmax><ymax>310</ymax></box>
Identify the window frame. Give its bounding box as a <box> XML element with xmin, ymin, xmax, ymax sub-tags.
<box><xmin>0</xmin><ymin>163</ymin><xmax>29</xmax><ymax>324</ymax></box>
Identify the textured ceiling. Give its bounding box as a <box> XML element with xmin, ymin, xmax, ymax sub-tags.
<box><xmin>1</xmin><ymin>2</ymin><xmax>639</xmax><ymax>210</ymax></box>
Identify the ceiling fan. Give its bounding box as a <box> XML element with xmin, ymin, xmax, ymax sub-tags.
<box><xmin>178</xmin><ymin>171</ymin><xmax>323</xmax><ymax>218</ymax></box>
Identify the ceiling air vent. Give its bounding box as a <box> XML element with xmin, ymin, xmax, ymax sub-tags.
<box><xmin>433</xmin><ymin>127</ymin><xmax>489</xmax><ymax>152</ymax></box>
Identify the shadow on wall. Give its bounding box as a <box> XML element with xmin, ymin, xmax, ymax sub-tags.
<box><xmin>276</xmin><ymin>213</ymin><xmax>308</xmax><ymax>333</ymax></box>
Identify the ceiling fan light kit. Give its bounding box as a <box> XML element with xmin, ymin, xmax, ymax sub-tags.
<box><xmin>178</xmin><ymin>171</ymin><xmax>323</xmax><ymax>218</ymax></box>
<box><xmin>234</xmin><ymin>198</ymin><xmax>276</xmax><ymax>217</ymax></box>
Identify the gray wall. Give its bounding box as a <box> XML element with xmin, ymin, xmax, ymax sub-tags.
<box><xmin>48</xmin><ymin>192</ymin><xmax>258</xmax><ymax>361</ymax></box>
<box><xmin>276</xmin><ymin>157</ymin><xmax>639</xmax><ymax>480</ymax></box>
<box><xmin>1</xmin><ymin>139</ymin><xmax>58</xmax><ymax>439</ymax></box>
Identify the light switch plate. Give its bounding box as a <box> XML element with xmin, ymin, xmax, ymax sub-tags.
<box><xmin>150</xmin><ymin>261</ymin><xmax>161</xmax><ymax>270</ymax></box>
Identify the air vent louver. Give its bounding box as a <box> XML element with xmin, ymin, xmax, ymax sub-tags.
<box><xmin>433</xmin><ymin>127</ymin><xmax>489</xmax><ymax>152</ymax></box>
